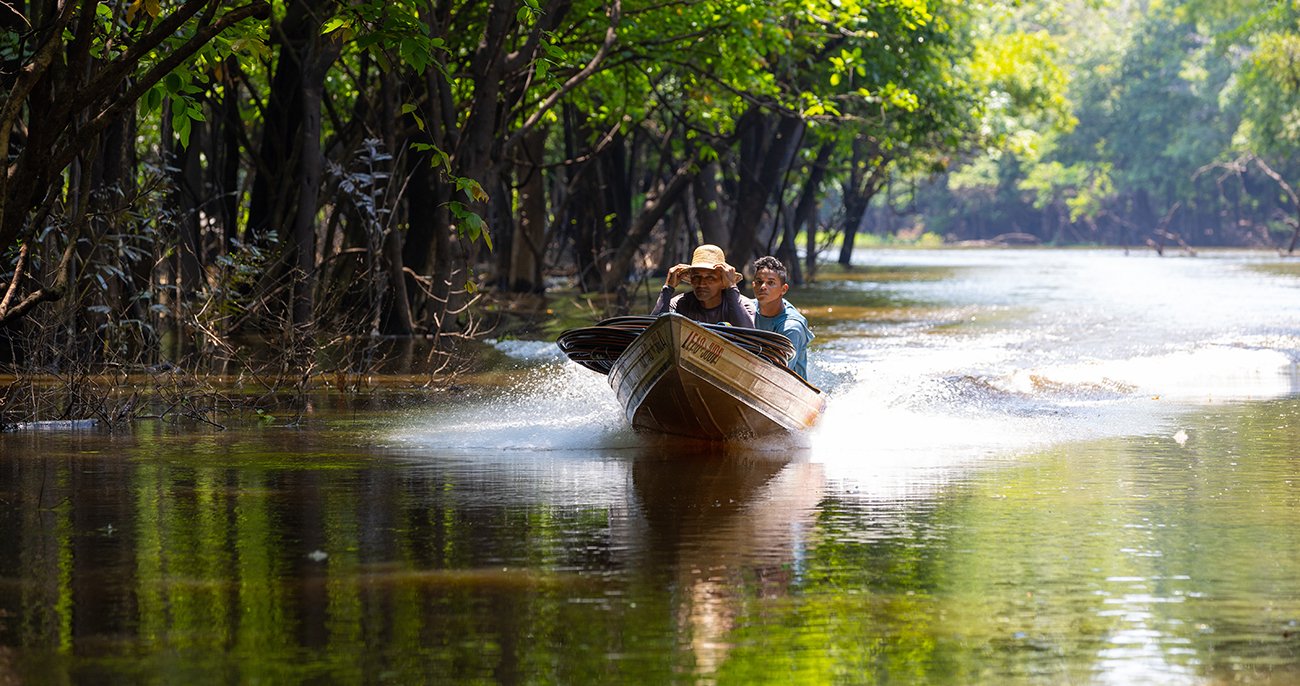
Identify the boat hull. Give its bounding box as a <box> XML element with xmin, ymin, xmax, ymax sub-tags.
<box><xmin>608</xmin><ymin>314</ymin><xmax>825</xmax><ymax>440</ymax></box>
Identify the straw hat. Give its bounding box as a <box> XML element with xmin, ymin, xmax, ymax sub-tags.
<box><xmin>689</xmin><ymin>244</ymin><xmax>741</xmax><ymax>279</ymax></box>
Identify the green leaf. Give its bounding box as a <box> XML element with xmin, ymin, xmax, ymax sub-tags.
<box><xmin>462</xmin><ymin>212</ymin><xmax>481</xmax><ymax>242</ymax></box>
<box><xmin>401</xmin><ymin>36</ymin><xmax>429</xmax><ymax>73</ymax></box>
<box><xmin>143</xmin><ymin>85</ymin><xmax>163</xmax><ymax>114</ymax></box>
<box><xmin>322</xmin><ymin>17</ymin><xmax>349</xmax><ymax>35</ymax></box>
<box><xmin>175</xmin><ymin>116</ymin><xmax>192</xmax><ymax>148</ymax></box>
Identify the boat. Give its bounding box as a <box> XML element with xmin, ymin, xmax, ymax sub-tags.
<box><xmin>557</xmin><ymin>313</ymin><xmax>826</xmax><ymax>440</ymax></box>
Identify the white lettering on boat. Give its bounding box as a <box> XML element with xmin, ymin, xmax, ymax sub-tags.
<box><xmin>682</xmin><ymin>330</ymin><xmax>723</xmax><ymax>365</ymax></box>
<box><xmin>630</xmin><ymin>329</ymin><xmax>671</xmax><ymax>375</ymax></box>
<box><xmin>643</xmin><ymin>330</ymin><xmax>668</xmax><ymax>358</ymax></box>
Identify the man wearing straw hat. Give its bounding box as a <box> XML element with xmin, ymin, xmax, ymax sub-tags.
<box><xmin>651</xmin><ymin>244</ymin><xmax>756</xmax><ymax>327</ymax></box>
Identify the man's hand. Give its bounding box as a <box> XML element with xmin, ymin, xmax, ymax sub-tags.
<box><xmin>665</xmin><ymin>264</ymin><xmax>691</xmax><ymax>288</ymax></box>
<box><xmin>716</xmin><ymin>262</ymin><xmax>740</xmax><ymax>286</ymax></box>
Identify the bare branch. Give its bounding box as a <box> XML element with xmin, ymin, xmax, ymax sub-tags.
<box><xmin>0</xmin><ymin>242</ymin><xmax>28</xmax><ymax>318</ymax></box>
<box><xmin>0</xmin><ymin>232</ymin><xmax>77</xmax><ymax>326</ymax></box>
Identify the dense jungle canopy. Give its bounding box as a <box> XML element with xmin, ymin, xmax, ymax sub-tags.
<box><xmin>1</xmin><ymin>0</ymin><xmax>1298</xmax><ymax>395</ymax></box>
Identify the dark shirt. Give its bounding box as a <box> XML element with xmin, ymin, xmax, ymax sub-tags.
<box><xmin>651</xmin><ymin>286</ymin><xmax>756</xmax><ymax>327</ymax></box>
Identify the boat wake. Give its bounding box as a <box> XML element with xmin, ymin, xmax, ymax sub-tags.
<box><xmin>394</xmin><ymin>250</ymin><xmax>1300</xmax><ymax>474</ymax></box>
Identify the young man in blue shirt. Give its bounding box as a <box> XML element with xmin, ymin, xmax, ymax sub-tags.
<box><xmin>750</xmin><ymin>256</ymin><xmax>813</xmax><ymax>379</ymax></box>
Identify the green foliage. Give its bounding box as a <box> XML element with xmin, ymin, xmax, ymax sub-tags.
<box><xmin>1239</xmin><ymin>31</ymin><xmax>1300</xmax><ymax>153</ymax></box>
<box><xmin>907</xmin><ymin>0</ymin><xmax>1300</xmax><ymax>244</ymax></box>
<box><xmin>323</xmin><ymin>2</ymin><xmax>448</xmax><ymax>76</ymax></box>
<box><xmin>970</xmin><ymin>29</ymin><xmax>1077</xmax><ymax>158</ymax></box>
<box><xmin>1019</xmin><ymin>160</ymin><xmax>1114</xmax><ymax>222</ymax></box>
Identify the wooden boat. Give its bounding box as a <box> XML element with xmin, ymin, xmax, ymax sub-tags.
<box><xmin>558</xmin><ymin>313</ymin><xmax>825</xmax><ymax>440</ymax></box>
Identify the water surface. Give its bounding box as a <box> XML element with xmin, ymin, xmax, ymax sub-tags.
<box><xmin>2</xmin><ymin>249</ymin><xmax>1298</xmax><ymax>684</ymax></box>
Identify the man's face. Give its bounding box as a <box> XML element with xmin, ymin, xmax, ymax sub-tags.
<box><xmin>752</xmin><ymin>268</ymin><xmax>788</xmax><ymax>308</ymax></box>
<box><xmin>688</xmin><ymin>268</ymin><xmax>725</xmax><ymax>307</ymax></box>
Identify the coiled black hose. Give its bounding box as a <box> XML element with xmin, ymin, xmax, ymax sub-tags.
<box><xmin>556</xmin><ymin>315</ymin><xmax>795</xmax><ymax>375</ymax></box>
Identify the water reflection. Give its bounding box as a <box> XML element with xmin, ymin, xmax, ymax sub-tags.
<box><xmin>1</xmin><ymin>401</ymin><xmax>1299</xmax><ymax>684</ymax></box>
<box><xmin>628</xmin><ymin>450</ymin><xmax>823</xmax><ymax>676</ymax></box>
<box><xmin>0</xmin><ymin>429</ymin><xmax>830</xmax><ymax>683</ymax></box>
<box><xmin>3</xmin><ymin>249</ymin><xmax>1300</xmax><ymax>684</ymax></box>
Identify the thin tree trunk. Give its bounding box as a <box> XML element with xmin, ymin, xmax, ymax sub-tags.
<box><xmin>837</xmin><ymin>140</ymin><xmax>890</xmax><ymax>267</ymax></box>
<box><xmin>382</xmin><ymin>226</ymin><xmax>414</xmax><ymax>334</ymax></box>
<box><xmin>165</xmin><ymin>100</ymin><xmax>203</xmax><ymax>301</ymax></box>
<box><xmin>726</xmin><ymin>113</ymin><xmax>805</xmax><ymax>266</ymax></box>
<box><xmin>243</xmin><ymin>0</ymin><xmax>337</xmax><ymax>329</ymax></box>
<box><xmin>508</xmin><ymin>128</ymin><xmax>547</xmax><ymax>292</ymax></box>
<box><xmin>600</xmin><ymin>155</ymin><xmax>698</xmax><ymax>292</ymax></box>
<box><xmin>693</xmin><ymin>160</ymin><xmax>726</xmax><ymax>247</ymax></box>
<box><xmin>216</xmin><ymin>57</ymin><xmax>243</xmax><ymax>255</ymax></box>
<box><xmin>784</xmin><ymin>142</ymin><xmax>832</xmax><ymax>285</ymax></box>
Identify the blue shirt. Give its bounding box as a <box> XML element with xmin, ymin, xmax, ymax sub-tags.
<box><xmin>751</xmin><ymin>298</ymin><xmax>812</xmax><ymax>379</ymax></box>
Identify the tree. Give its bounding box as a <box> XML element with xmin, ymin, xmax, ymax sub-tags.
<box><xmin>1</xmin><ymin>1</ymin><xmax>270</xmax><ymax>327</ymax></box>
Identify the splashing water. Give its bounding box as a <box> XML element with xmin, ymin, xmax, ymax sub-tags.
<box><xmin>810</xmin><ymin>249</ymin><xmax>1300</xmax><ymax>482</ymax></box>
<box><xmin>395</xmin><ymin>250</ymin><xmax>1300</xmax><ymax>479</ymax></box>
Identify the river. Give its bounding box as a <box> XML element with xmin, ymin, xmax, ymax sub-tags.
<box><xmin>1</xmin><ymin>248</ymin><xmax>1298</xmax><ymax>684</ymax></box>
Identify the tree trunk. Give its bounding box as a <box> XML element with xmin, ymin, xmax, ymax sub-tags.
<box><xmin>215</xmin><ymin>58</ymin><xmax>243</xmax><ymax>256</ymax></box>
<box><xmin>164</xmin><ymin>99</ymin><xmax>203</xmax><ymax>302</ymax></box>
<box><xmin>693</xmin><ymin>160</ymin><xmax>727</xmax><ymax>247</ymax></box>
<box><xmin>244</xmin><ymin>0</ymin><xmax>337</xmax><ymax>329</ymax></box>
<box><xmin>381</xmin><ymin>225</ymin><xmax>414</xmax><ymax>334</ymax></box>
<box><xmin>295</xmin><ymin>15</ymin><xmax>341</xmax><ymax>329</ymax></box>
<box><xmin>560</xmin><ymin>106</ymin><xmax>609</xmax><ymax>292</ymax></box>
<box><xmin>726</xmin><ymin>111</ymin><xmax>805</xmax><ymax>267</ymax></box>
<box><xmin>508</xmin><ymin>128</ymin><xmax>547</xmax><ymax>293</ymax></box>
<box><xmin>838</xmin><ymin>140</ymin><xmax>890</xmax><ymax>267</ymax></box>
<box><xmin>599</xmin><ymin>156</ymin><xmax>698</xmax><ymax>292</ymax></box>
<box><xmin>784</xmin><ymin>142</ymin><xmax>832</xmax><ymax>285</ymax></box>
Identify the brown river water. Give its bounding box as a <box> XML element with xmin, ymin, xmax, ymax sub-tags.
<box><xmin>1</xmin><ymin>249</ymin><xmax>1298</xmax><ymax>684</ymax></box>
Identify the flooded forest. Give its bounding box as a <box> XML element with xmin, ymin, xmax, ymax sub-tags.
<box><xmin>2</xmin><ymin>0</ymin><xmax>1299</xmax><ymax>424</ymax></box>
<box><xmin>3</xmin><ymin>2</ymin><xmax>1300</xmax><ymax>684</ymax></box>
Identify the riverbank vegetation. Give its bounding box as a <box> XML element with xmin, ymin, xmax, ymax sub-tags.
<box><xmin>2</xmin><ymin>0</ymin><xmax>1297</xmax><ymax>425</ymax></box>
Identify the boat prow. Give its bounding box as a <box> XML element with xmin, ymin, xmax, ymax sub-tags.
<box><xmin>604</xmin><ymin>314</ymin><xmax>825</xmax><ymax>440</ymax></box>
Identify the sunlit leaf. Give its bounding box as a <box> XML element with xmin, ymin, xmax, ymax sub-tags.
<box><xmin>322</xmin><ymin>17</ymin><xmax>349</xmax><ymax>35</ymax></box>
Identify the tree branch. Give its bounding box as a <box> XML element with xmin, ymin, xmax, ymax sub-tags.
<box><xmin>0</xmin><ymin>0</ymin><xmax>79</xmax><ymax>234</ymax></box>
<box><xmin>0</xmin><ymin>232</ymin><xmax>77</xmax><ymax>326</ymax></box>
<box><xmin>0</xmin><ymin>241</ymin><xmax>29</xmax><ymax>318</ymax></box>
<box><xmin>50</xmin><ymin>1</ymin><xmax>271</xmax><ymax>174</ymax></box>
<box><xmin>505</xmin><ymin>0</ymin><xmax>621</xmax><ymax>152</ymax></box>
